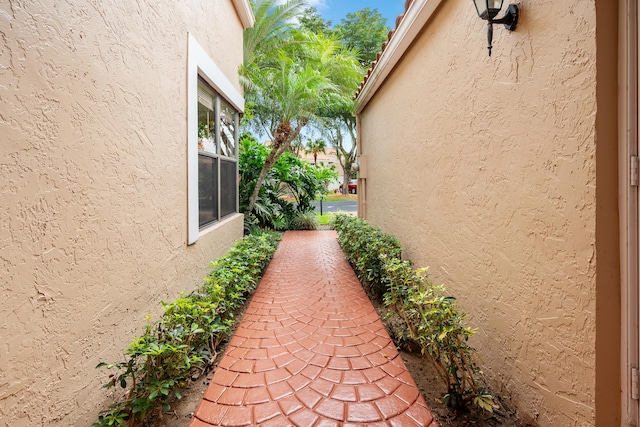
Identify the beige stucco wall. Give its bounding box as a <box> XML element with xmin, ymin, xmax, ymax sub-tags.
<box><xmin>357</xmin><ymin>0</ymin><xmax>619</xmax><ymax>425</ymax></box>
<box><xmin>0</xmin><ymin>1</ymin><xmax>246</xmax><ymax>425</ymax></box>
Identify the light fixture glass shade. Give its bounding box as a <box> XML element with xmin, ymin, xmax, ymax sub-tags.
<box><xmin>473</xmin><ymin>0</ymin><xmax>504</xmax><ymax>20</ymax></box>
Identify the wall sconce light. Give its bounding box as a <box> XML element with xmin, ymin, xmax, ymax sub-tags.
<box><xmin>472</xmin><ymin>0</ymin><xmax>519</xmax><ymax>56</ymax></box>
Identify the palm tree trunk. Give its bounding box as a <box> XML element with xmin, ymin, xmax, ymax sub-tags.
<box><xmin>248</xmin><ymin>145</ymin><xmax>283</xmax><ymax>213</ymax></box>
<box><xmin>247</xmin><ymin>119</ymin><xmax>306</xmax><ymax>213</ymax></box>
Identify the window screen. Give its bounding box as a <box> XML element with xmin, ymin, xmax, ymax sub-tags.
<box><xmin>220</xmin><ymin>159</ymin><xmax>237</xmax><ymax>218</ymax></box>
<box><xmin>198</xmin><ymin>154</ymin><xmax>218</xmax><ymax>227</ymax></box>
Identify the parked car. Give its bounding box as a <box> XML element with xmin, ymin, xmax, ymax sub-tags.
<box><xmin>338</xmin><ymin>179</ymin><xmax>358</xmax><ymax>194</ymax></box>
<box><xmin>348</xmin><ymin>179</ymin><xmax>357</xmax><ymax>194</ymax></box>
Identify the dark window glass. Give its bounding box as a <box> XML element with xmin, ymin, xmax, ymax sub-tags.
<box><xmin>220</xmin><ymin>159</ymin><xmax>237</xmax><ymax>218</ymax></box>
<box><xmin>198</xmin><ymin>154</ymin><xmax>218</xmax><ymax>227</ymax></box>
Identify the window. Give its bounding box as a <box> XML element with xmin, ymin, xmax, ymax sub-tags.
<box><xmin>188</xmin><ymin>34</ymin><xmax>244</xmax><ymax>244</ymax></box>
<box><xmin>197</xmin><ymin>81</ymin><xmax>239</xmax><ymax>228</ymax></box>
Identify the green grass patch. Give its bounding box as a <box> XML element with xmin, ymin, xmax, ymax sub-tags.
<box><xmin>316</xmin><ymin>212</ymin><xmax>338</xmax><ymax>226</ymax></box>
<box><xmin>282</xmin><ymin>193</ymin><xmax>356</xmax><ymax>203</ymax></box>
<box><xmin>316</xmin><ymin>193</ymin><xmax>357</xmax><ymax>202</ymax></box>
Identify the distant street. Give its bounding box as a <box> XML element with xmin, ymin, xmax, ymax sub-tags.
<box><xmin>311</xmin><ymin>199</ymin><xmax>357</xmax><ymax>214</ymax></box>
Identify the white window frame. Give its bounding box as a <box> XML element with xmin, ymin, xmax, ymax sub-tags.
<box><xmin>187</xmin><ymin>34</ymin><xmax>244</xmax><ymax>244</ymax></box>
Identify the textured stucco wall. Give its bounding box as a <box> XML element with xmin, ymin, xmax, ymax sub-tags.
<box><xmin>0</xmin><ymin>1</ymin><xmax>245</xmax><ymax>425</ymax></box>
<box><xmin>358</xmin><ymin>0</ymin><xmax>618</xmax><ymax>425</ymax></box>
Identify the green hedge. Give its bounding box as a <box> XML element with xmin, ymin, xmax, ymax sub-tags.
<box><xmin>333</xmin><ymin>215</ymin><xmax>495</xmax><ymax>411</ymax></box>
<box><xmin>333</xmin><ymin>215</ymin><xmax>401</xmax><ymax>299</ymax></box>
<box><xmin>94</xmin><ymin>230</ymin><xmax>281</xmax><ymax>427</ymax></box>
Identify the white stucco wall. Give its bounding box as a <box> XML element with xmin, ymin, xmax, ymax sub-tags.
<box><xmin>0</xmin><ymin>0</ymin><xmax>247</xmax><ymax>424</ymax></box>
<box><xmin>356</xmin><ymin>0</ymin><xmax>618</xmax><ymax>425</ymax></box>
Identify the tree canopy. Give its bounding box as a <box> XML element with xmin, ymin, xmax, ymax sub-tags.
<box><xmin>334</xmin><ymin>7</ymin><xmax>390</xmax><ymax>69</ymax></box>
<box><xmin>296</xmin><ymin>5</ymin><xmax>391</xmax><ymax>192</ymax></box>
<box><xmin>240</xmin><ymin>0</ymin><xmax>392</xmax><ymax>213</ymax></box>
<box><xmin>299</xmin><ymin>7</ymin><xmax>331</xmax><ymax>35</ymax></box>
<box><xmin>241</xmin><ymin>0</ymin><xmax>364</xmax><ymax>212</ymax></box>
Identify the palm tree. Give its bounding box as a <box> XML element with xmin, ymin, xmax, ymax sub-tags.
<box><xmin>290</xmin><ymin>135</ymin><xmax>305</xmax><ymax>157</ymax></box>
<box><xmin>306</xmin><ymin>138</ymin><xmax>327</xmax><ymax>164</ymax></box>
<box><xmin>246</xmin><ymin>51</ymin><xmax>336</xmax><ymax>212</ymax></box>
<box><xmin>242</xmin><ymin>4</ymin><xmax>363</xmax><ymax>213</ymax></box>
<box><xmin>241</xmin><ymin>0</ymin><xmax>305</xmax><ymax>85</ymax></box>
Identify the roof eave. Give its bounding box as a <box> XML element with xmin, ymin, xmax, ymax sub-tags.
<box><xmin>232</xmin><ymin>0</ymin><xmax>256</xmax><ymax>29</ymax></box>
<box><xmin>354</xmin><ymin>0</ymin><xmax>444</xmax><ymax>115</ymax></box>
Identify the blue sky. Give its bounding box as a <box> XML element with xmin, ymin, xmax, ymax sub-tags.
<box><xmin>308</xmin><ymin>0</ymin><xmax>406</xmax><ymax>28</ymax></box>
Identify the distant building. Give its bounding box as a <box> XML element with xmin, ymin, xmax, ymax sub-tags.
<box><xmin>299</xmin><ymin>148</ymin><xmax>346</xmax><ymax>191</ymax></box>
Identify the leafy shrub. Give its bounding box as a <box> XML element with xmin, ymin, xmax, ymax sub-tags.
<box><xmin>333</xmin><ymin>214</ymin><xmax>401</xmax><ymax>299</ymax></box>
<box><xmin>94</xmin><ymin>230</ymin><xmax>281</xmax><ymax>427</ymax></box>
<box><xmin>333</xmin><ymin>214</ymin><xmax>495</xmax><ymax>412</ymax></box>
<box><xmin>243</xmin><ymin>213</ymin><xmax>261</xmax><ymax>235</ymax></box>
<box><xmin>382</xmin><ymin>257</ymin><xmax>495</xmax><ymax>410</ymax></box>
<box><xmin>239</xmin><ymin>135</ymin><xmax>336</xmax><ymax>231</ymax></box>
<box><xmin>288</xmin><ymin>211</ymin><xmax>318</xmax><ymax>230</ymax></box>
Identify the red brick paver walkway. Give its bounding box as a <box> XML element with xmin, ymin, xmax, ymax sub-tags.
<box><xmin>190</xmin><ymin>231</ymin><xmax>437</xmax><ymax>426</ymax></box>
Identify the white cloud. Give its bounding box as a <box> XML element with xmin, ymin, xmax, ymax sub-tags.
<box><xmin>305</xmin><ymin>0</ymin><xmax>328</xmax><ymax>10</ymax></box>
<box><xmin>272</xmin><ymin>0</ymin><xmax>329</xmax><ymax>26</ymax></box>
<box><xmin>274</xmin><ymin>0</ymin><xmax>328</xmax><ymax>11</ymax></box>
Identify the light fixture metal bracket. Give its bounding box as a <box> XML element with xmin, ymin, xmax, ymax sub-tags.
<box><xmin>484</xmin><ymin>4</ymin><xmax>519</xmax><ymax>56</ymax></box>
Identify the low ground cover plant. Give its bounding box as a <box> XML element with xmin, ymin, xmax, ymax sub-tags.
<box><xmin>333</xmin><ymin>214</ymin><xmax>496</xmax><ymax>412</ymax></box>
<box><xmin>94</xmin><ymin>230</ymin><xmax>281</xmax><ymax>427</ymax></box>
